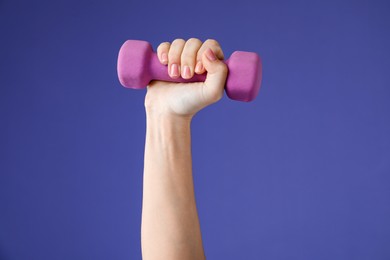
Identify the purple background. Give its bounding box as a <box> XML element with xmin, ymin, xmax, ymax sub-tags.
<box><xmin>1</xmin><ymin>0</ymin><xmax>390</xmax><ymax>259</ymax></box>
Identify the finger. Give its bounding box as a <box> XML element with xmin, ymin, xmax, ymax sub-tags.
<box><xmin>168</xmin><ymin>38</ymin><xmax>186</xmax><ymax>79</ymax></box>
<box><xmin>157</xmin><ymin>42</ymin><xmax>170</xmax><ymax>65</ymax></box>
<box><xmin>181</xmin><ymin>38</ymin><xmax>202</xmax><ymax>79</ymax></box>
<box><xmin>196</xmin><ymin>39</ymin><xmax>224</xmax><ymax>75</ymax></box>
<box><xmin>201</xmin><ymin>48</ymin><xmax>228</xmax><ymax>104</ymax></box>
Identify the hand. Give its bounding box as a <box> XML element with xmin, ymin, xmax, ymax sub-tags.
<box><xmin>144</xmin><ymin>38</ymin><xmax>228</xmax><ymax>118</ymax></box>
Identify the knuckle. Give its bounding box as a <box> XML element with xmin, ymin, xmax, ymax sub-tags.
<box><xmin>158</xmin><ymin>41</ymin><xmax>170</xmax><ymax>48</ymax></box>
<box><xmin>186</xmin><ymin>37</ymin><xmax>202</xmax><ymax>45</ymax></box>
<box><xmin>217</xmin><ymin>62</ymin><xmax>228</xmax><ymax>74</ymax></box>
<box><xmin>181</xmin><ymin>53</ymin><xmax>195</xmax><ymax>64</ymax></box>
<box><xmin>168</xmin><ymin>39</ymin><xmax>185</xmax><ymax>61</ymax></box>
<box><xmin>172</xmin><ymin>38</ymin><xmax>185</xmax><ymax>45</ymax></box>
<box><xmin>168</xmin><ymin>51</ymin><xmax>179</xmax><ymax>61</ymax></box>
<box><xmin>205</xmin><ymin>39</ymin><xmax>219</xmax><ymax>47</ymax></box>
<box><xmin>157</xmin><ymin>42</ymin><xmax>169</xmax><ymax>52</ymax></box>
<box><xmin>168</xmin><ymin>52</ymin><xmax>179</xmax><ymax>62</ymax></box>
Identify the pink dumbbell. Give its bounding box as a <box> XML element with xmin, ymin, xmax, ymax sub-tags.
<box><xmin>117</xmin><ymin>40</ymin><xmax>262</xmax><ymax>102</ymax></box>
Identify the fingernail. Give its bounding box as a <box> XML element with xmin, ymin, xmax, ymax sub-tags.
<box><xmin>183</xmin><ymin>65</ymin><xmax>191</xmax><ymax>78</ymax></box>
<box><xmin>170</xmin><ymin>64</ymin><xmax>179</xmax><ymax>77</ymax></box>
<box><xmin>161</xmin><ymin>53</ymin><xmax>168</xmax><ymax>64</ymax></box>
<box><xmin>195</xmin><ymin>61</ymin><xmax>203</xmax><ymax>73</ymax></box>
<box><xmin>205</xmin><ymin>48</ymin><xmax>217</xmax><ymax>61</ymax></box>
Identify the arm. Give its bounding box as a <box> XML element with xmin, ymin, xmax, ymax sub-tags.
<box><xmin>141</xmin><ymin>38</ymin><xmax>228</xmax><ymax>260</ymax></box>
<box><xmin>142</xmin><ymin>113</ymin><xmax>203</xmax><ymax>259</ymax></box>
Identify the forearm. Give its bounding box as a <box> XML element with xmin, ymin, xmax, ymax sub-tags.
<box><xmin>141</xmin><ymin>112</ymin><xmax>205</xmax><ymax>260</ymax></box>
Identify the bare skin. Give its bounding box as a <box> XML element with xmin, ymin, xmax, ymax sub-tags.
<box><xmin>141</xmin><ymin>38</ymin><xmax>228</xmax><ymax>260</ymax></box>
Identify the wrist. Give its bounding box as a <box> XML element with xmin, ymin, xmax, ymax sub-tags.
<box><xmin>146</xmin><ymin>110</ymin><xmax>192</xmax><ymax>136</ymax></box>
<box><xmin>146</xmin><ymin>109</ymin><xmax>193</xmax><ymax>125</ymax></box>
<box><xmin>145</xmin><ymin>109</ymin><xmax>192</xmax><ymax>163</ymax></box>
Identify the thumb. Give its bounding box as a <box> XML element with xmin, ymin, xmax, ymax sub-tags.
<box><xmin>201</xmin><ymin>48</ymin><xmax>228</xmax><ymax>103</ymax></box>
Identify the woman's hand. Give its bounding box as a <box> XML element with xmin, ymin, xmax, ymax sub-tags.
<box><xmin>142</xmin><ymin>38</ymin><xmax>227</xmax><ymax>259</ymax></box>
<box><xmin>145</xmin><ymin>38</ymin><xmax>228</xmax><ymax>118</ymax></box>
